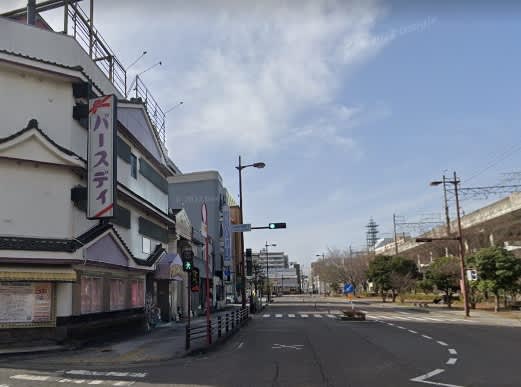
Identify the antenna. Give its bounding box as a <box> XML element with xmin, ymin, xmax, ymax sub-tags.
<box><xmin>137</xmin><ymin>61</ymin><xmax>162</xmax><ymax>77</ymax></box>
<box><xmin>165</xmin><ymin>101</ymin><xmax>184</xmax><ymax>114</ymax></box>
<box><xmin>126</xmin><ymin>50</ymin><xmax>148</xmax><ymax>71</ymax></box>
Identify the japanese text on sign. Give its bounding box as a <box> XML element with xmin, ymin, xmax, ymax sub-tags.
<box><xmin>88</xmin><ymin>95</ymin><xmax>116</xmax><ymax>218</ymax></box>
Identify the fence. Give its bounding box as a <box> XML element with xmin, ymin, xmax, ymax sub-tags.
<box><xmin>185</xmin><ymin>308</ymin><xmax>249</xmax><ymax>350</ymax></box>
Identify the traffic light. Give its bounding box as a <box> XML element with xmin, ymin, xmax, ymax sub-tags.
<box><xmin>246</xmin><ymin>248</ymin><xmax>253</xmax><ymax>276</ymax></box>
<box><xmin>191</xmin><ymin>268</ymin><xmax>200</xmax><ymax>292</ymax></box>
<box><xmin>467</xmin><ymin>269</ymin><xmax>478</xmax><ymax>281</ymax></box>
<box><xmin>269</xmin><ymin>222</ymin><xmax>286</xmax><ymax>229</ymax></box>
<box><xmin>182</xmin><ymin>250</ymin><xmax>194</xmax><ymax>272</ymax></box>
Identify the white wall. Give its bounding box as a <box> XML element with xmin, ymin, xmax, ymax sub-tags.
<box><xmin>113</xmin><ymin>204</ymin><xmax>166</xmax><ymax>261</ymax></box>
<box><xmin>55</xmin><ymin>283</ymin><xmax>73</xmax><ymax>317</ymax></box>
<box><xmin>0</xmin><ymin>66</ymin><xmax>87</xmax><ymax>159</ymax></box>
<box><xmin>0</xmin><ymin>159</ymin><xmax>77</xmax><ymax>238</ymax></box>
<box><xmin>117</xmin><ymin>136</ymin><xmax>168</xmax><ymax>212</ymax></box>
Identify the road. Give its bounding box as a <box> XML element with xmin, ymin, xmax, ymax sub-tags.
<box><xmin>1</xmin><ymin>295</ymin><xmax>520</xmax><ymax>386</ymax></box>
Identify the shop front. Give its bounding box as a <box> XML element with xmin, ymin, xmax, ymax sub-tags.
<box><xmin>0</xmin><ymin>265</ymin><xmax>77</xmax><ymax>344</ymax></box>
<box><xmin>155</xmin><ymin>253</ymin><xmax>185</xmax><ymax>322</ymax></box>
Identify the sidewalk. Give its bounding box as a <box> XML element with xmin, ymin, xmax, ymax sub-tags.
<box><xmin>0</xmin><ymin>307</ymin><xmax>243</xmax><ymax>364</ymax></box>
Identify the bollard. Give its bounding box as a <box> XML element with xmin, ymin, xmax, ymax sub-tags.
<box><xmin>225</xmin><ymin>313</ymin><xmax>229</xmax><ymax>333</ymax></box>
<box><xmin>207</xmin><ymin>319</ymin><xmax>212</xmax><ymax>345</ymax></box>
<box><xmin>185</xmin><ymin>324</ymin><xmax>190</xmax><ymax>350</ymax></box>
<box><xmin>218</xmin><ymin>316</ymin><xmax>222</xmax><ymax>338</ymax></box>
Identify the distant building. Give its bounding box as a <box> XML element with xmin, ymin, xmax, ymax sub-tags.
<box><xmin>253</xmin><ymin>250</ymin><xmax>289</xmax><ymax>270</ymax></box>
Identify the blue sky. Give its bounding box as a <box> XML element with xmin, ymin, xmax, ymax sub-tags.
<box><xmin>4</xmin><ymin>1</ymin><xmax>520</xmax><ymax>272</ymax></box>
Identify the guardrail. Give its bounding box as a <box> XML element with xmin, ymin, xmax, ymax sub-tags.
<box><xmin>185</xmin><ymin>307</ymin><xmax>249</xmax><ymax>350</ymax></box>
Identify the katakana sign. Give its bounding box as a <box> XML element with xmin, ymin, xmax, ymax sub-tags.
<box><xmin>87</xmin><ymin>95</ymin><xmax>117</xmax><ymax>219</ymax></box>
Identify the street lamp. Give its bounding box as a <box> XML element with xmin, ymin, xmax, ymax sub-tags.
<box><xmin>265</xmin><ymin>242</ymin><xmax>277</xmax><ymax>303</ymax></box>
<box><xmin>422</xmin><ymin>171</ymin><xmax>470</xmax><ymax>317</ymax></box>
<box><xmin>316</xmin><ymin>253</ymin><xmax>325</xmax><ymax>295</ymax></box>
<box><xmin>236</xmin><ymin>156</ymin><xmax>266</xmax><ymax>309</ymax></box>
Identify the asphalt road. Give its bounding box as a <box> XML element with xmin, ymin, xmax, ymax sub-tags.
<box><xmin>1</xmin><ymin>295</ymin><xmax>521</xmax><ymax>387</ymax></box>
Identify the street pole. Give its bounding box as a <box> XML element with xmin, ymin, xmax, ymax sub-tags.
<box><xmin>265</xmin><ymin>242</ymin><xmax>270</xmax><ymax>303</ymax></box>
<box><xmin>453</xmin><ymin>172</ymin><xmax>470</xmax><ymax>317</ymax></box>
<box><xmin>393</xmin><ymin>214</ymin><xmax>399</xmax><ymax>255</ymax></box>
<box><xmin>443</xmin><ymin>175</ymin><xmax>451</xmax><ymax>235</ymax></box>
<box><xmin>238</xmin><ymin>156</ymin><xmax>247</xmax><ymax>309</ymax></box>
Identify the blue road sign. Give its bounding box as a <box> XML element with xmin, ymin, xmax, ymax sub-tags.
<box><xmin>344</xmin><ymin>283</ymin><xmax>354</xmax><ymax>294</ymax></box>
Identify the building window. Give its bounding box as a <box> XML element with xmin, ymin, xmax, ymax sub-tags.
<box><xmin>142</xmin><ymin>236</ymin><xmax>151</xmax><ymax>254</ymax></box>
<box><xmin>81</xmin><ymin>276</ymin><xmax>103</xmax><ymax>314</ymax></box>
<box><xmin>130</xmin><ymin>280</ymin><xmax>144</xmax><ymax>308</ymax></box>
<box><xmin>110</xmin><ymin>279</ymin><xmax>127</xmax><ymax>311</ymax></box>
<box><xmin>130</xmin><ymin>153</ymin><xmax>137</xmax><ymax>179</ymax></box>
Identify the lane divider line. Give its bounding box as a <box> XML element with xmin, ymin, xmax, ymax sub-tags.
<box><xmin>437</xmin><ymin>341</ymin><xmax>448</xmax><ymax>346</ymax></box>
<box><xmin>422</xmin><ymin>334</ymin><xmax>433</xmax><ymax>340</ymax></box>
<box><xmin>408</xmin><ymin>329</ymin><xmax>418</xmax><ymax>334</ymax></box>
<box><xmin>446</xmin><ymin>358</ymin><xmax>458</xmax><ymax>365</ymax></box>
<box><xmin>448</xmin><ymin>348</ymin><xmax>457</xmax><ymax>355</ymax></box>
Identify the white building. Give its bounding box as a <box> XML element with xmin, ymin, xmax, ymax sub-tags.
<box><xmin>0</xmin><ymin>4</ymin><xmax>185</xmax><ymax>344</ymax></box>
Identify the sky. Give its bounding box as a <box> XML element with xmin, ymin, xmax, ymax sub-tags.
<box><xmin>2</xmin><ymin>1</ymin><xmax>521</xmax><ymax>273</ymax></box>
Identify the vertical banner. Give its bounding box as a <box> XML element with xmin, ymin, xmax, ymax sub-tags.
<box><xmin>88</xmin><ymin>95</ymin><xmax>117</xmax><ymax>218</ymax></box>
<box><xmin>223</xmin><ymin>204</ymin><xmax>232</xmax><ymax>264</ymax></box>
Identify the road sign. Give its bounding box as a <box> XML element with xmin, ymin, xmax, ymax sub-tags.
<box><xmin>231</xmin><ymin>223</ymin><xmax>251</xmax><ymax>233</ymax></box>
<box><xmin>343</xmin><ymin>283</ymin><xmax>354</xmax><ymax>294</ymax></box>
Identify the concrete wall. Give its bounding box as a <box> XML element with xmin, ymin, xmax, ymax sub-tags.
<box><xmin>117</xmin><ymin>135</ymin><xmax>168</xmax><ymax>212</ymax></box>
<box><xmin>0</xmin><ymin>65</ymin><xmax>87</xmax><ymax>158</ymax></box>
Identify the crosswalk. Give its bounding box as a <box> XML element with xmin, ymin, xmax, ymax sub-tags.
<box><xmin>7</xmin><ymin>370</ymin><xmax>147</xmax><ymax>386</ymax></box>
<box><xmin>262</xmin><ymin>313</ymin><xmax>340</xmax><ymax>319</ymax></box>
<box><xmin>361</xmin><ymin>310</ymin><xmax>479</xmax><ymax>325</ymax></box>
<box><xmin>260</xmin><ymin>310</ymin><xmax>480</xmax><ymax>324</ymax></box>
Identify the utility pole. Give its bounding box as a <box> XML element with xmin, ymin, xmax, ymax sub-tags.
<box><xmin>238</xmin><ymin>156</ymin><xmax>246</xmax><ymax>309</ymax></box>
<box><xmin>442</xmin><ymin>175</ymin><xmax>451</xmax><ymax>235</ymax></box>
<box><xmin>393</xmin><ymin>214</ymin><xmax>399</xmax><ymax>255</ymax></box>
<box><xmin>453</xmin><ymin>172</ymin><xmax>470</xmax><ymax>317</ymax></box>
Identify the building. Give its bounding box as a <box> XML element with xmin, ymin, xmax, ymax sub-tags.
<box><xmin>253</xmin><ymin>250</ymin><xmax>289</xmax><ymax>270</ymax></box>
<box><xmin>168</xmin><ymin>171</ymin><xmax>237</xmax><ymax>311</ymax></box>
<box><xmin>270</xmin><ymin>263</ymin><xmax>301</xmax><ymax>294</ymax></box>
<box><xmin>0</xmin><ymin>3</ymin><xmax>184</xmax><ymax>344</ymax></box>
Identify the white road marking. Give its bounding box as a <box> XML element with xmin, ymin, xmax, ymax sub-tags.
<box><xmin>238</xmin><ymin>342</ymin><xmax>244</xmax><ymax>349</ymax></box>
<box><xmin>301</xmin><ymin>314</ymin><xmax>309</xmax><ymax>318</ymax></box>
<box><xmin>263</xmin><ymin>314</ymin><xmax>270</xmax><ymax>318</ymax></box>
<box><xmin>423</xmin><ymin>317</ymin><xmax>443</xmax><ymax>322</ymax></box>
<box><xmin>410</xmin><ymin>368</ymin><xmax>464</xmax><ymax>386</ymax></box>
<box><xmin>327</xmin><ymin>314</ymin><xmax>336</xmax><ymax>318</ymax></box>
<box><xmin>11</xmin><ymin>374</ymin><xmax>136</xmax><ymax>386</ymax></box>
<box><xmin>448</xmin><ymin>348</ymin><xmax>457</xmax><ymax>355</ymax></box>
<box><xmin>392</xmin><ymin>316</ymin><xmax>410</xmax><ymax>320</ymax></box>
<box><xmin>437</xmin><ymin>341</ymin><xmax>448</xmax><ymax>346</ymax></box>
<box><xmin>398</xmin><ymin>326</ymin><xmax>406</xmax><ymax>330</ymax></box>
<box><xmin>288</xmin><ymin>314</ymin><xmax>296</xmax><ymax>318</ymax></box>
<box><xmin>272</xmin><ymin>344</ymin><xmax>304</xmax><ymax>350</ymax></box>
<box><xmin>0</xmin><ymin>384</ymin><xmax>9</xmax><ymax>387</ymax></box>
<box><xmin>422</xmin><ymin>334</ymin><xmax>433</xmax><ymax>340</ymax></box>
<box><xmin>399</xmin><ymin>311</ymin><xmax>411</xmax><ymax>315</ymax></box>
<box><xmin>275</xmin><ymin>314</ymin><xmax>283</xmax><ymax>318</ymax></box>
<box><xmin>387</xmin><ymin>323</ymin><xmax>395</xmax><ymax>326</ymax></box>
<box><xmin>360</xmin><ymin>310</ymin><xmax>368</xmax><ymax>313</ymax></box>
<box><xmin>11</xmin><ymin>375</ymin><xmax>50</xmax><ymax>381</ymax></box>
<box><xmin>446</xmin><ymin>358</ymin><xmax>458</xmax><ymax>365</ymax></box>
<box><xmin>408</xmin><ymin>329</ymin><xmax>418</xmax><ymax>334</ymax></box>
<box><xmin>66</xmin><ymin>371</ymin><xmax>146</xmax><ymax>378</ymax></box>
<box><xmin>313</xmin><ymin>314</ymin><xmax>323</xmax><ymax>318</ymax></box>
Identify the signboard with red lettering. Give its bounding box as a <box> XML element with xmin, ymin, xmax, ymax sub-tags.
<box><xmin>87</xmin><ymin>95</ymin><xmax>117</xmax><ymax>218</ymax></box>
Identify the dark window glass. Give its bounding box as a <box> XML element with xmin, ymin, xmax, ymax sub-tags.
<box><xmin>130</xmin><ymin>153</ymin><xmax>137</xmax><ymax>179</ymax></box>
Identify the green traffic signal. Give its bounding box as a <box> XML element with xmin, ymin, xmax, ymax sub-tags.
<box><xmin>269</xmin><ymin>222</ymin><xmax>286</xmax><ymax>229</ymax></box>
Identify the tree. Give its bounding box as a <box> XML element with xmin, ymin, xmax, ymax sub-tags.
<box><xmin>467</xmin><ymin>247</ymin><xmax>521</xmax><ymax>312</ymax></box>
<box><xmin>367</xmin><ymin>255</ymin><xmax>393</xmax><ymax>302</ymax></box>
<box><xmin>425</xmin><ymin>256</ymin><xmax>460</xmax><ymax>308</ymax></box>
<box><xmin>389</xmin><ymin>256</ymin><xmax>419</xmax><ymax>303</ymax></box>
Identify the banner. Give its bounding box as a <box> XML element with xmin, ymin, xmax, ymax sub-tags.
<box><xmin>223</xmin><ymin>205</ymin><xmax>232</xmax><ymax>264</ymax></box>
<box><xmin>0</xmin><ymin>283</ymin><xmax>52</xmax><ymax>323</ymax></box>
<box><xmin>88</xmin><ymin>95</ymin><xmax>117</xmax><ymax>218</ymax></box>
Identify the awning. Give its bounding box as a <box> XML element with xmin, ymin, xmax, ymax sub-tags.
<box><xmin>155</xmin><ymin>254</ymin><xmax>184</xmax><ymax>281</ymax></box>
<box><xmin>0</xmin><ymin>266</ymin><xmax>77</xmax><ymax>282</ymax></box>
